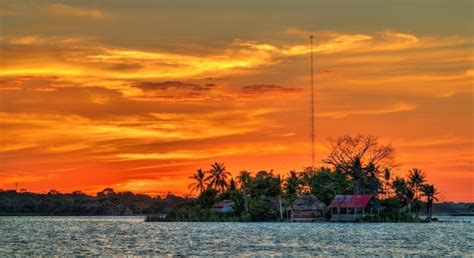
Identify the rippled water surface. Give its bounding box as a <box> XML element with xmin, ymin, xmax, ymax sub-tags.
<box><xmin>0</xmin><ymin>216</ymin><xmax>472</xmax><ymax>256</ymax></box>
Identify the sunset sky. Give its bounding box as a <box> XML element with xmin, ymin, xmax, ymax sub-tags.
<box><xmin>0</xmin><ymin>0</ymin><xmax>472</xmax><ymax>201</ymax></box>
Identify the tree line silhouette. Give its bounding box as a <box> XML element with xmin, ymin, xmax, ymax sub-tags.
<box><xmin>0</xmin><ymin>135</ymin><xmax>446</xmax><ymax>221</ymax></box>
<box><xmin>153</xmin><ymin>135</ymin><xmax>442</xmax><ymax>222</ymax></box>
<box><xmin>0</xmin><ymin>188</ymin><xmax>187</xmax><ymax>216</ymax></box>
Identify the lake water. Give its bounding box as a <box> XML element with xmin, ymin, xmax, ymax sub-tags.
<box><xmin>0</xmin><ymin>216</ymin><xmax>472</xmax><ymax>256</ymax></box>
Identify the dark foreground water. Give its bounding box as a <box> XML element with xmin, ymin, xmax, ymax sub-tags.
<box><xmin>0</xmin><ymin>216</ymin><xmax>472</xmax><ymax>256</ymax></box>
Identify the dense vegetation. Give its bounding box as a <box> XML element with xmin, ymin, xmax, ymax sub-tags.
<box><xmin>148</xmin><ymin>135</ymin><xmax>444</xmax><ymax>222</ymax></box>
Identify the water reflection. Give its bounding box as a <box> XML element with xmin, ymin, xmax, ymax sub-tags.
<box><xmin>0</xmin><ymin>216</ymin><xmax>472</xmax><ymax>255</ymax></box>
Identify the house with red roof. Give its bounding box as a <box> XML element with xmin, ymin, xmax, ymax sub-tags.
<box><xmin>328</xmin><ymin>195</ymin><xmax>381</xmax><ymax>222</ymax></box>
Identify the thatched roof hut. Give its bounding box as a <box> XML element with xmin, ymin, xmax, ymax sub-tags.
<box><xmin>290</xmin><ymin>194</ymin><xmax>327</xmax><ymax>221</ymax></box>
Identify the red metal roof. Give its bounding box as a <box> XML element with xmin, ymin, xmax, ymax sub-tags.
<box><xmin>328</xmin><ymin>195</ymin><xmax>373</xmax><ymax>208</ymax></box>
<box><xmin>212</xmin><ymin>199</ymin><xmax>234</xmax><ymax>208</ymax></box>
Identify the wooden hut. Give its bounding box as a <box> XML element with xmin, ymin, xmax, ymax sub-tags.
<box><xmin>328</xmin><ymin>195</ymin><xmax>382</xmax><ymax>222</ymax></box>
<box><xmin>290</xmin><ymin>194</ymin><xmax>327</xmax><ymax>221</ymax></box>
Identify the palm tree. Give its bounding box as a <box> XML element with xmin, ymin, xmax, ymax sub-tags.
<box><xmin>188</xmin><ymin>169</ymin><xmax>207</xmax><ymax>194</ymax></box>
<box><xmin>393</xmin><ymin>177</ymin><xmax>415</xmax><ymax>214</ymax></box>
<box><xmin>421</xmin><ymin>184</ymin><xmax>439</xmax><ymax>222</ymax></box>
<box><xmin>206</xmin><ymin>162</ymin><xmax>231</xmax><ymax>192</ymax></box>
<box><xmin>408</xmin><ymin>168</ymin><xmax>426</xmax><ymax>198</ymax></box>
<box><xmin>406</xmin><ymin>187</ymin><xmax>415</xmax><ymax>214</ymax></box>
<box><xmin>408</xmin><ymin>168</ymin><xmax>426</xmax><ymax>217</ymax></box>
<box><xmin>285</xmin><ymin>171</ymin><xmax>300</xmax><ymax>209</ymax></box>
<box><xmin>237</xmin><ymin>170</ymin><xmax>252</xmax><ymax>212</ymax></box>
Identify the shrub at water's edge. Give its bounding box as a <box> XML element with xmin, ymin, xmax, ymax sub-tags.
<box><xmin>145</xmin><ymin>210</ymin><xmax>252</xmax><ymax>222</ymax></box>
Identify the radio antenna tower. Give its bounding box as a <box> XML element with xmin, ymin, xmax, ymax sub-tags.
<box><xmin>310</xmin><ymin>35</ymin><xmax>315</xmax><ymax>168</ymax></box>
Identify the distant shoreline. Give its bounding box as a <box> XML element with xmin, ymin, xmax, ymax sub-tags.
<box><xmin>0</xmin><ymin>213</ymin><xmax>146</xmax><ymax>217</ymax></box>
<box><xmin>1</xmin><ymin>213</ymin><xmax>470</xmax><ymax>218</ymax></box>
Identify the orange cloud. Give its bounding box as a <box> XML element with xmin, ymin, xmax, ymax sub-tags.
<box><xmin>318</xmin><ymin>103</ymin><xmax>416</xmax><ymax>119</ymax></box>
<box><xmin>48</xmin><ymin>3</ymin><xmax>104</xmax><ymax>19</ymax></box>
<box><xmin>114</xmin><ymin>145</ymin><xmax>287</xmax><ymax>161</ymax></box>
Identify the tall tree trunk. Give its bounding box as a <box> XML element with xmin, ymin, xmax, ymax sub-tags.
<box><xmin>426</xmin><ymin>198</ymin><xmax>430</xmax><ymax>214</ymax></box>
<box><xmin>353</xmin><ymin>161</ymin><xmax>363</xmax><ymax>195</ymax></box>
<box><xmin>416</xmin><ymin>198</ymin><xmax>420</xmax><ymax>219</ymax></box>
<box><xmin>353</xmin><ymin>180</ymin><xmax>360</xmax><ymax>195</ymax></box>
<box><xmin>243</xmin><ymin>188</ymin><xmax>248</xmax><ymax>212</ymax></box>
<box><xmin>428</xmin><ymin>199</ymin><xmax>433</xmax><ymax>222</ymax></box>
<box><xmin>278</xmin><ymin>195</ymin><xmax>283</xmax><ymax>220</ymax></box>
<box><xmin>415</xmin><ymin>188</ymin><xmax>420</xmax><ymax>218</ymax></box>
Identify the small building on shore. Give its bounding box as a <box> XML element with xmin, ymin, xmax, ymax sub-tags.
<box><xmin>290</xmin><ymin>194</ymin><xmax>327</xmax><ymax>221</ymax></box>
<box><xmin>328</xmin><ymin>195</ymin><xmax>381</xmax><ymax>222</ymax></box>
<box><xmin>211</xmin><ymin>199</ymin><xmax>235</xmax><ymax>213</ymax></box>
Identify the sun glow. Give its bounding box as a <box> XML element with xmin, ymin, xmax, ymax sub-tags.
<box><xmin>0</xmin><ymin>1</ymin><xmax>472</xmax><ymax>201</ymax></box>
